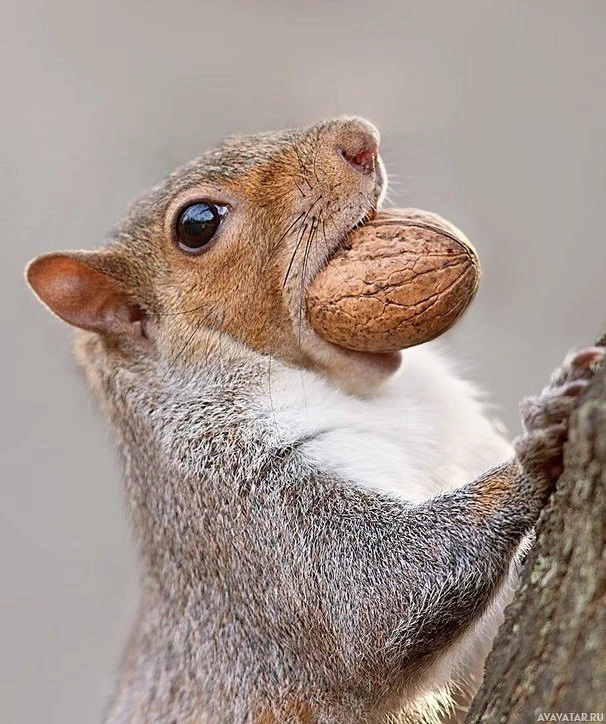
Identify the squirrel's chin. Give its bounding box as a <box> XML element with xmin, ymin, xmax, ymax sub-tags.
<box><xmin>337</xmin><ymin>346</ymin><xmax>402</xmax><ymax>378</ymax></box>
<box><xmin>314</xmin><ymin>342</ymin><xmax>402</xmax><ymax>393</ymax></box>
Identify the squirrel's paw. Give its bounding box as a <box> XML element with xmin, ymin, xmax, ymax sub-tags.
<box><xmin>514</xmin><ymin>346</ymin><xmax>604</xmax><ymax>498</ymax></box>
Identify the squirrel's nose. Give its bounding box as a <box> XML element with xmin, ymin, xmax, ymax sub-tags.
<box><xmin>336</xmin><ymin>119</ymin><xmax>380</xmax><ymax>176</ymax></box>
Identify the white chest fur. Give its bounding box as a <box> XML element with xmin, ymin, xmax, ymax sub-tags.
<box><xmin>259</xmin><ymin>345</ymin><xmax>512</xmax><ymax>502</ymax></box>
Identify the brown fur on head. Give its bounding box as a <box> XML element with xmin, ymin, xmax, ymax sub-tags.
<box><xmin>26</xmin><ymin>117</ymin><xmax>399</xmax><ymax>394</ymax></box>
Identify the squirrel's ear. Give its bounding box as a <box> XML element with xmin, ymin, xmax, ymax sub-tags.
<box><xmin>26</xmin><ymin>252</ymin><xmax>149</xmax><ymax>342</ymax></box>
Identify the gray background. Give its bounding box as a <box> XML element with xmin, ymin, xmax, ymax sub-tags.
<box><xmin>2</xmin><ymin>1</ymin><xmax>605</xmax><ymax>722</ymax></box>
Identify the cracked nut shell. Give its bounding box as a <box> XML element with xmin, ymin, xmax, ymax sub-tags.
<box><xmin>306</xmin><ymin>208</ymin><xmax>481</xmax><ymax>353</ymax></box>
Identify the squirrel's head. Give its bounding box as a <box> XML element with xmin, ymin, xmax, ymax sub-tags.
<box><xmin>26</xmin><ymin>117</ymin><xmax>399</xmax><ymax>393</ymax></box>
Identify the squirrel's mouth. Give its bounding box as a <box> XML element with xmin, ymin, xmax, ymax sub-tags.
<box><xmin>291</xmin><ymin>164</ymin><xmax>400</xmax><ymax>385</ymax></box>
<box><xmin>317</xmin><ymin>204</ymin><xmax>379</xmax><ymax>277</ymax></box>
<box><xmin>301</xmin><ymin>200</ymin><xmax>402</xmax><ymax>381</ymax></box>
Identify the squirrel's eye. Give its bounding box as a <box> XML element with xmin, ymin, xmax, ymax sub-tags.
<box><xmin>176</xmin><ymin>202</ymin><xmax>227</xmax><ymax>253</ymax></box>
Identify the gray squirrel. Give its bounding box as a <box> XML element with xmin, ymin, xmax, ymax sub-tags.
<box><xmin>26</xmin><ymin>117</ymin><xmax>604</xmax><ymax>723</ymax></box>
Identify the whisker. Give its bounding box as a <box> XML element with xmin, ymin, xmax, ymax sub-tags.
<box><xmin>155</xmin><ymin>302</ymin><xmax>207</xmax><ymax>318</ymax></box>
<box><xmin>297</xmin><ymin>216</ymin><xmax>317</xmax><ymax>345</ymax></box>
<box><xmin>160</xmin><ymin>304</ymin><xmax>221</xmax><ymax>381</ymax></box>
<box><xmin>162</xmin><ymin>319</ymin><xmax>204</xmax><ymax>381</ymax></box>
<box><xmin>283</xmin><ymin>220</ymin><xmax>308</xmax><ymax>289</ymax></box>
<box><xmin>263</xmin><ymin>210</ymin><xmax>307</xmax><ymax>271</ymax></box>
<box><xmin>309</xmin><ymin>128</ymin><xmax>323</xmax><ymax>184</ymax></box>
<box><xmin>291</xmin><ymin>132</ymin><xmax>314</xmax><ymax>191</ymax></box>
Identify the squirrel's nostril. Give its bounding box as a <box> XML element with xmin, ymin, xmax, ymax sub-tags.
<box><xmin>340</xmin><ymin>144</ymin><xmax>379</xmax><ymax>176</ymax></box>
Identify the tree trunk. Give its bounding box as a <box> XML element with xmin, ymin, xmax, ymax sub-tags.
<box><xmin>466</xmin><ymin>335</ymin><xmax>606</xmax><ymax>723</ymax></box>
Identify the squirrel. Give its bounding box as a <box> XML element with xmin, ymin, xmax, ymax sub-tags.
<box><xmin>26</xmin><ymin>117</ymin><xmax>604</xmax><ymax>723</ymax></box>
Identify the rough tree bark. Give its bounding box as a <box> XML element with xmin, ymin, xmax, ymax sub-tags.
<box><xmin>466</xmin><ymin>335</ymin><xmax>606</xmax><ymax>723</ymax></box>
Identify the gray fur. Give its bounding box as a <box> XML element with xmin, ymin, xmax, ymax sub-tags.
<box><xmin>26</xmin><ymin>119</ymin><xmax>604</xmax><ymax>722</ymax></box>
<box><xmin>88</xmin><ymin>341</ymin><xmax>598</xmax><ymax>723</ymax></box>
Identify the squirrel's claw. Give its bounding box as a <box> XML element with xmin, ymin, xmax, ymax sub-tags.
<box><xmin>514</xmin><ymin>345</ymin><xmax>604</xmax><ymax>500</ymax></box>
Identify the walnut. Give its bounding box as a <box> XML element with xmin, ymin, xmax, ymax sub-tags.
<box><xmin>306</xmin><ymin>209</ymin><xmax>481</xmax><ymax>353</ymax></box>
